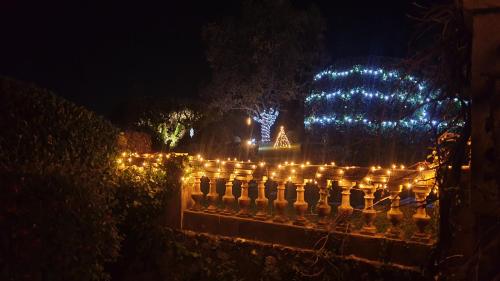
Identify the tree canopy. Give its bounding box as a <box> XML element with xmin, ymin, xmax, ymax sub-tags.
<box><xmin>203</xmin><ymin>0</ymin><xmax>327</xmax><ymax>118</ymax></box>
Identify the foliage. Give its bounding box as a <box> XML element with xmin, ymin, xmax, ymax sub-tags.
<box><xmin>117</xmin><ymin>131</ymin><xmax>152</xmax><ymax>153</ymax></box>
<box><xmin>0</xmin><ymin>77</ymin><xmax>121</xmax><ymax>281</ymax></box>
<box><xmin>111</xmin><ymin>154</ymin><xmax>187</xmax><ymax>279</ymax></box>
<box><xmin>136</xmin><ymin>105</ymin><xmax>199</xmax><ymax>149</ymax></box>
<box><xmin>407</xmin><ymin>1</ymin><xmax>472</xmax><ymax>279</ymax></box>
<box><xmin>0</xmin><ymin>77</ymin><xmax>119</xmax><ymax>173</ymax></box>
<box><xmin>0</xmin><ymin>171</ymin><xmax>120</xmax><ymax>281</ymax></box>
<box><xmin>203</xmin><ymin>0</ymin><xmax>327</xmax><ymax>117</ymax></box>
<box><xmin>147</xmin><ymin>229</ymin><xmax>427</xmax><ymax>281</ymax></box>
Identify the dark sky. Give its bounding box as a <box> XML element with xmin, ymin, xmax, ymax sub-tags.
<box><xmin>0</xmin><ymin>0</ymin><xmax>414</xmax><ymax>116</ymax></box>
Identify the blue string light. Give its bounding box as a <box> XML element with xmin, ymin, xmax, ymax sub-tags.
<box><xmin>305</xmin><ymin>64</ymin><xmax>463</xmax><ymax>133</ymax></box>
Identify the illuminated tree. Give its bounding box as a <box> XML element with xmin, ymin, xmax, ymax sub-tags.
<box><xmin>203</xmin><ymin>0</ymin><xmax>327</xmax><ymax>142</ymax></box>
<box><xmin>273</xmin><ymin>126</ymin><xmax>291</xmax><ymax>148</ymax></box>
<box><xmin>304</xmin><ymin>58</ymin><xmax>464</xmax><ymax>165</ymax></box>
<box><xmin>137</xmin><ymin>109</ymin><xmax>198</xmax><ymax>149</ymax></box>
<box><xmin>252</xmin><ymin>108</ymin><xmax>278</xmax><ymax>143</ymax></box>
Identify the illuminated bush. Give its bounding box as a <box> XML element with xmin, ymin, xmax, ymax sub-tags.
<box><xmin>111</xmin><ymin>153</ymin><xmax>187</xmax><ymax>278</ymax></box>
<box><xmin>303</xmin><ymin>57</ymin><xmax>465</xmax><ymax>165</ymax></box>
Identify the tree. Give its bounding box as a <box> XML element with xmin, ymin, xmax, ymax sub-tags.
<box><xmin>123</xmin><ymin>96</ymin><xmax>200</xmax><ymax>150</ymax></box>
<box><xmin>137</xmin><ymin>108</ymin><xmax>199</xmax><ymax>149</ymax></box>
<box><xmin>407</xmin><ymin>1</ymin><xmax>473</xmax><ymax>279</ymax></box>
<box><xmin>203</xmin><ymin>0</ymin><xmax>327</xmax><ymax>143</ymax></box>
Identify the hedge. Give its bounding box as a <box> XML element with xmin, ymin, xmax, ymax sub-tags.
<box><xmin>0</xmin><ymin>77</ymin><xmax>121</xmax><ymax>281</ymax></box>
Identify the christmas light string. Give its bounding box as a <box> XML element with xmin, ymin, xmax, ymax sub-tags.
<box><xmin>252</xmin><ymin>108</ymin><xmax>279</xmax><ymax>143</ymax></box>
<box><xmin>305</xmin><ymin>64</ymin><xmax>465</xmax><ymax>132</ymax></box>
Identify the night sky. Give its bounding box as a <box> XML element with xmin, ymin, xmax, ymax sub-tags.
<box><xmin>0</xmin><ymin>0</ymin><xmax>414</xmax><ymax>117</ymax></box>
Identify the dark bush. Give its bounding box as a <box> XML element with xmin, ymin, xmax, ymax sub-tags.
<box><xmin>0</xmin><ymin>171</ymin><xmax>120</xmax><ymax>281</ymax></box>
<box><xmin>110</xmin><ymin>154</ymin><xmax>186</xmax><ymax>280</ymax></box>
<box><xmin>0</xmin><ymin>77</ymin><xmax>121</xmax><ymax>281</ymax></box>
<box><xmin>0</xmin><ymin>77</ymin><xmax>118</xmax><ymax>173</ymax></box>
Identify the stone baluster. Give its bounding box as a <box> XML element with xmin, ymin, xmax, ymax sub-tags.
<box><xmin>273</xmin><ymin>180</ymin><xmax>288</xmax><ymax>223</ymax></box>
<box><xmin>206</xmin><ymin>176</ymin><xmax>219</xmax><ymax>213</ymax></box>
<box><xmin>293</xmin><ymin>180</ymin><xmax>308</xmax><ymax>226</ymax></box>
<box><xmin>336</xmin><ymin>179</ymin><xmax>354</xmax><ymax>232</ymax></box>
<box><xmin>316</xmin><ymin>182</ymin><xmax>331</xmax><ymax>227</ymax></box>
<box><xmin>190</xmin><ymin>172</ymin><xmax>204</xmax><ymax>211</ymax></box>
<box><xmin>386</xmin><ymin>185</ymin><xmax>404</xmax><ymax>239</ymax></box>
<box><xmin>254</xmin><ymin>176</ymin><xmax>269</xmax><ymax>220</ymax></box>
<box><xmin>411</xmin><ymin>184</ymin><xmax>431</xmax><ymax>243</ymax></box>
<box><xmin>221</xmin><ymin>175</ymin><xmax>235</xmax><ymax>215</ymax></box>
<box><xmin>360</xmin><ymin>184</ymin><xmax>377</xmax><ymax>235</ymax></box>
<box><xmin>237</xmin><ymin>177</ymin><xmax>252</xmax><ymax>217</ymax></box>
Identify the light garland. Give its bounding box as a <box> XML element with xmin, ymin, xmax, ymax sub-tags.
<box><xmin>252</xmin><ymin>108</ymin><xmax>279</xmax><ymax>143</ymax></box>
<box><xmin>313</xmin><ymin>65</ymin><xmax>418</xmax><ymax>83</ymax></box>
<box><xmin>304</xmin><ymin>114</ymin><xmax>452</xmax><ymax>129</ymax></box>
<box><xmin>305</xmin><ymin>88</ymin><xmax>439</xmax><ymax>105</ymax></box>
<box><xmin>273</xmin><ymin>126</ymin><xmax>291</xmax><ymax>148</ymax></box>
<box><xmin>305</xmin><ymin>64</ymin><xmax>465</xmax><ymax>133</ymax></box>
<box><xmin>116</xmin><ymin>151</ymin><xmax>439</xmax><ymax>191</ymax></box>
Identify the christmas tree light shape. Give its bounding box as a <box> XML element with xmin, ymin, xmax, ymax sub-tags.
<box><xmin>274</xmin><ymin>126</ymin><xmax>291</xmax><ymax>148</ymax></box>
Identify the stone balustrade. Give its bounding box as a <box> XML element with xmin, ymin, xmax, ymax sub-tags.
<box><xmin>117</xmin><ymin>152</ymin><xmax>442</xmax><ymax>269</ymax></box>
<box><xmin>186</xmin><ymin>157</ymin><xmax>437</xmax><ymax>244</ymax></box>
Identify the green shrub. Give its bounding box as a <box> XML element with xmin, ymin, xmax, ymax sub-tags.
<box><xmin>0</xmin><ymin>77</ymin><xmax>121</xmax><ymax>281</ymax></box>
<box><xmin>111</xmin><ymin>155</ymin><xmax>186</xmax><ymax>279</ymax></box>
<box><xmin>0</xmin><ymin>171</ymin><xmax>120</xmax><ymax>281</ymax></box>
<box><xmin>0</xmin><ymin>77</ymin><xmax>118</xmax><ymax>173</ymax></box>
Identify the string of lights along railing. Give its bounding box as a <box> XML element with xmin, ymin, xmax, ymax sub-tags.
<box><xmin>305</xmin><ymin>64</ymin><xmax>465</xmax><ymax>132</ymax></box>
<box><xmin>116</xmin><ymin>152</ymin><xmax>437</xmax><ymax>192</ymax></box>
<box><xmin>116</xmin><ymin>152</ymin><xmax>454</xmax><ymax>243</ymax></box>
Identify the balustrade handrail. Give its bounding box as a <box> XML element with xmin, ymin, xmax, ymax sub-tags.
<box><xmin>117</xmin><ymin>151</ymin><xmax>444</xmax><ymax>244</ymax></box>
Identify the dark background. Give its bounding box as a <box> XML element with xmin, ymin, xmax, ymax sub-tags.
<box><xmin>0</xmin><ymin>0</ymin><xmax>414</xmax><ymax>116</ymax></box>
